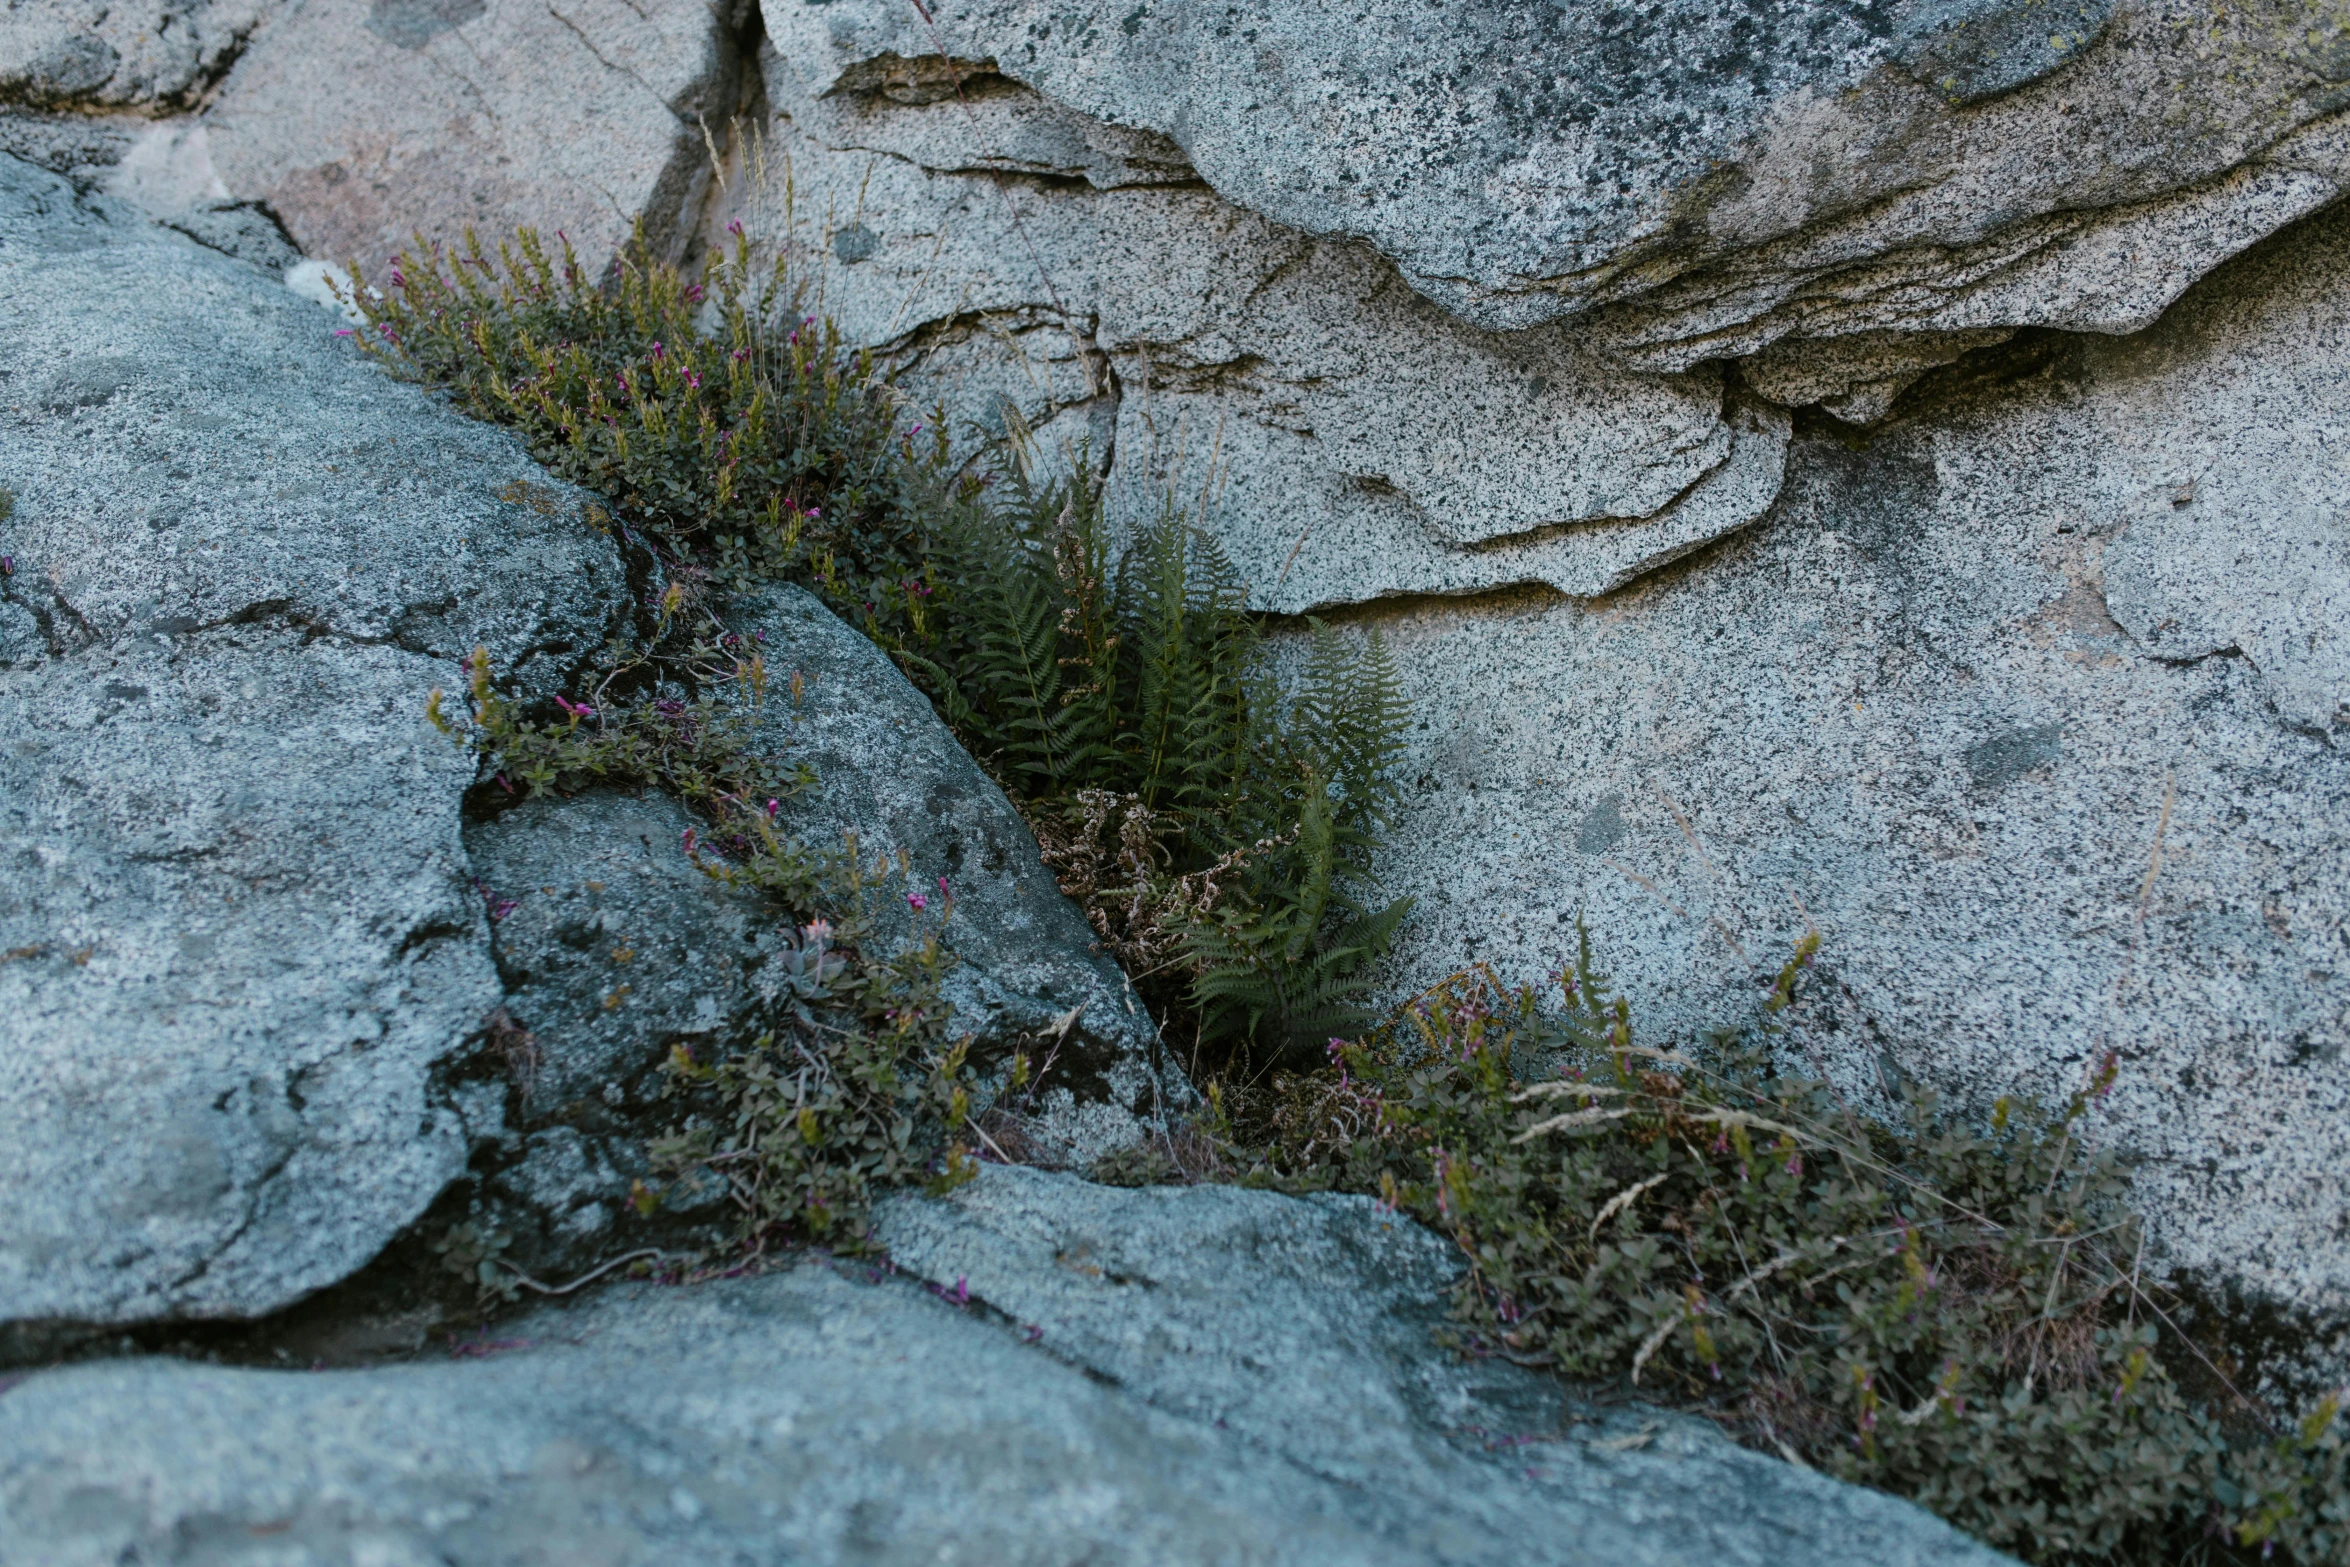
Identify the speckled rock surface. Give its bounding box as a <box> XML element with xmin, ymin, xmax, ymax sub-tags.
<box><xmin>0</xmin><ymin>152</ymin><xmax>629</xmax><ymax>1340</ymax></box>
<box><xmin>465</xmin><ymin>789</ymin><xmax>779</xmax><ymax>1123</ymax></box>
<box><xmin>460</xmin><ymin>591</ymin><xmax>1189</xmax><ymax>1220</ymax></box>
<box><xmin>197</xmin><ymin>0</ymin><xmax>750</xmax><ymax>278</ymax></box>
<box><xmin>1352</xmin><ymin>206</ymin><xmax>2350</xmax><ymax>1359</ymax></box>
<box><xmin>733</xmin><ymin>584</ymin><xmax>1186</xmax><ymax>1161</ymax></box>
<box><xmin>771</xmin><ymin>0</ymin><xmax>2350</xmax><ymax>353</ymax></box>
<box><xmin>0</xmin><ymin>0</ymin><xmax>265</xmax><ymax>110</ymax></box>
<box><xmin>0</xmin><ymin>1168</ymin><xmax>2010</xmax><ymax>1567</ymax></box>
<box><xmin>699</xmin><ymin>42</ymin><xmax>1786</xmax><ymax>612</ymax></box>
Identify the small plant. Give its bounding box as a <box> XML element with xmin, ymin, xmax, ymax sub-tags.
<box><xmin>1247</xmin><ymin>931</ymin><xmax>2347</xmax><ymax>1566</ymax></box>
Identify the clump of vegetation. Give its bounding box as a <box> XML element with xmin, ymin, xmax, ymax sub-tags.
<box><xmin>910</xmin><ymin>457</ymin><xmax>1410</xmax><ymax>1066</ymax></box>
<box><xmin>352</xmin><ymin>226</ymin><xmax>1410</xmax><ymax>1069</ymax></box>
<box><xmin>1237</xmin><ymin>933</ymin><xmax>2347</xmax><ymax>1566</ymax></box>
<box><xmin>429</xmin><ymin>606</ymin><xmax>978</xmax><ymax>1253</ymax></box>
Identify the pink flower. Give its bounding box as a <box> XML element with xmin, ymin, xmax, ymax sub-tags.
<box><xmin>685</xmin><ymin>371</ymin><xmax>701</xmax><ymax>389</ymax></box>
<box><xmin>906</xmin><ymin>891</ymin><xmax>929</xmax><ymax>912</ymax></box>
<box><xmin>554</xmin><ymin>695</ymin><xmax>596</xmax><ymax>720</ymax></box>
<box><xmin>681</xmin><ymin>827</ymin><xmax>699</xmax><ymax>855</ymax></box>
<box><xmin>765</xmin><ymin>797</ymin><xmax>781</xmax><ymax>819</ymax></box>
<box><xmin>727</xmin><ymin>219</ymin><xmax>744</xmax><ymax>237</ymax></box>
<box><xmin>649</xmin><ymin>341</ymin><xmax>665</xmax><ymax>361</ymax></box>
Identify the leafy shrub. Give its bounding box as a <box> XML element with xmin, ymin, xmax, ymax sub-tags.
<box><xmin>1248</xmin><ymin>934</ymin><xmax>2348</xmax><ymax>1565</ymax></box>
<box><xmin>351</xmin><ymin>227</ymin><xmax>1410</xmax><ymax>1067</ymax></box>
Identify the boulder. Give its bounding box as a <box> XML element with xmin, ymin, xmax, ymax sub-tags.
<box><xmin>732</xmin><ymin>585</ymin><xmax>1183</xmax><ymax>1156</ymax></box>
<box><xmin>0</xmin><ymin>151</ymin><xmax>629</xmax><ymax>1342</ymax></box>
<box><xmin>1357</xmin><ymin>206</ymin><xmax>2350</xmax><ymax>1365</ymax></box>
<box><xmin>0</xmin><ymin>1169</ymin><xmax>2008</xmax><ymax>1567</ymax></box>
<box><xmin>464</xmin><ymin>590</ymin><xmax>1182</xmax><ymax>1204</ymax></box>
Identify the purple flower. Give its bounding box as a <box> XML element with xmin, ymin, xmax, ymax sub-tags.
<box><xmin>765</xmin><ymin>797</ymin><xmax>781</xmax><ymax>819</ymax></box>
<box><xmin>649</xmin><ymin>341</ymin><xmax>664</xmax><ymax>361</ymax></box>
<box><xmin>685</xmin><ymin>370</ymin><xmax>701</xmax><ymax>390</ymax></box>
<box><xmin>334</xmin><ymin>328</ymin><xmax>355</xmax><ymax>338</ymax></box>
<box><xmin>554</xmin><ymin>695</ymin><xmax>596</xmax><ymax>720</ymax></box>
<box><xmin>906</xmin><ymin>891</ymin><xmax>929</xmax><ymax>912</ymax></box>
<box><xmin>937</xmin><ymin>876</ymin><xmax>951</xmax><ymax>899</ymax></box>
<box><xmin>727</xmin><ymin>219</ymin><xmax>744</xmax><ymax>237</ymax></box>
<box><xmin>0</xmin><ymin>556</ymin><xmax>12</xmax><ymax>577</ymax></box>
<box><xmin>681</xmin><ymin>827</ymin><xmax>699</xmax><ymax>855</ymax></box>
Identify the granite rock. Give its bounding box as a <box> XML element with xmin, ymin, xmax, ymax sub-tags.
<box><xmin>0</xmin><ymin>0</ymin><xmax>266</xmax><ymax>110</ymax></box>
<box><xmin>732</xmin><ymin>583</ymin><xmax>1186</xmax><ymax>1161</ymax></box>
<box><xmin>1349</xmin><ymin>205</ymin><xmax>2350</xmax><ymax>1358</ymax></box>
<box><xmin>199</xmin><ymin>0</ymin><xmax>752</xmax><ymax>277</ymax></box>
<box><xmin>0</xmin><ymin>152</ymin><xmax>629</xmax><ymax>1340</ymax></box>
<box><xmin>0</xmin><ymin>1168</ymin><xmax>2010</xmax><ymax>1567</ymax></box>
<box><xmin>701</xmin><ymin>46</ymin><xmax>1787</xmax><ymax>610</ymax></box>
<box><xmin>767</xmin><ymin>0</ymin><xmax>2350</xmax><ymax>358</ymax></box>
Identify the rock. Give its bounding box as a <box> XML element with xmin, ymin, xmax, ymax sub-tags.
<box><xmin>198</xmin><ymin>0</ymin><xmax>753</xmax><ymax>277</ymax></box>
<box><xmin>465</xmin><ymin>789</ymin><xmax>778</xmax><ymax>1122</ymax></box>
<box><xmin>0</xmin><ymin>152</ymin><xmax>630</xmax><ymax>1342</ymax></box>
<box><xmin>770</xmin><ymin>0</ymin><xmax>2350</xmax><ymax>356</ymax></box>
<box><xmin>1353</xmin><ymin>204</ymin><xmax>2350</xmax><ymax>1358</ymax></box>
<box><xmin>730</xmin><ymin>583</ymin><xmax>1186</xmax><ymax>1162</ymax></box>
<box><xmin>700</xmin><ymin>42</ymin><xmax>1786</xmax><ymax>611</ymax></box>
<box><xmin>0</xmin><ymin>0</ymin><xmax>265</xmax><ymax>110</ymax></box>
<box><xmin>0</xmin><ymin>1168</ymin><xmax>2008</xmax><ymax>1567</ymax></box>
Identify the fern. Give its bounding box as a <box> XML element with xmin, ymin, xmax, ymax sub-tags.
<box><xmin>907</xmin><ymin>446</ymin><xmax>1412</xmax><ymax>1063</ymax></box>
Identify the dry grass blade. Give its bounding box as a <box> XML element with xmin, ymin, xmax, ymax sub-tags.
<box><xmin>1511</xmin><ymin>1081</ymin><xmax>1631</xmax><ymax>1102</ymax></box>
<box><xmin>1589</xmin><ymin>1171</ymin><xmax>1672</xmax><ymax>1243</ymax></box>
<box><xmin>1513</xmin><ymin>1105</ymin><xmax>1636</xmax><ymax>1142</ymax></box>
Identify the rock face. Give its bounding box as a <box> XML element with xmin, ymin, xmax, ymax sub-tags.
<box><xmin>4</xmin><ymin>0</ymin><xmax>2344</xmax><ymax>1403</ymax></box>
<box><xmin>0</xmin><ymin>155</ymin><xmax>1171</xmax><ymax>1345</ymax></box>
<box><xmin>1360</xmin><ymin>206</ymin><xmax>2350</xmax><ymax>1349</ymax></box>
<box><xmin>0</xmin><ymin>1169</ymin><xmax>2008</xmax><ymax>1567</ymax></box>
<box><xmin>773</xmin><ymin>0</ymin><xmax>2350</xmax><ymax>354</ymax></box>
<box><xmin>202</xmin><ymin>0</ymin><xmax>751</xmax><ymax>278</ymax></box>
<box><xmin>462</xmin><ymin>590</ymin><xmax>1179</xmax><ymax>1222</ymax></box>
<box><xmin>0</xmin><ymin>0</ymin><xmax>266</xmax><ymax>110</ymax></box>
<box><xmin>0</xmin><ymin>152</ymin><xmax>629</xmax><ymax>1340</ymax></box>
